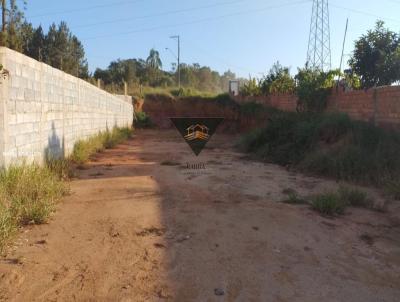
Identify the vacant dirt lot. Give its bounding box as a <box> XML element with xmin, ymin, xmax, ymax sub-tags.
<box><xmin>0</xmin><ymin>129</ymin><xmax>399</xmax><ymax>301</ymax></box>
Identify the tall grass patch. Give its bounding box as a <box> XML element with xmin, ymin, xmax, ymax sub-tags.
<box><xmin>311</xmin><ymin>192</ymin><xmax>346</xmax><ymax>216</ymax></box>
<box><xmin>71</xmin><ymin>127</ymin><xmax>133</xmax><ymax>164</ymax></box>
<box><xmin>0</xmin><ymin>164</ymin><xmax>68</xmax><ymax>252</ymax></box>
<box><xmin>238</xmin><ymin>109</ymin><xmax>400</xmax><ymax>187</ymax></box>
<box><xmin>0</xmin><ymin>126</ymin><xmax>133</xmax><ymax>252</ymax></box>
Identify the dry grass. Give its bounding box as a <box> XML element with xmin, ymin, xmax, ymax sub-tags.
<box><xmin>71</xmin><ymin>127</ymin><xmax>133</xmax><ymax>164</ymax></box>
<box><xmin>0</xmin><ymin>127</ymin><xmax>133</xmax><ymax>252</ymax></box>
<box><xmin>0</xmin><ymin>164</ymin><xmax>69</xmax><ymax>253</ymax></box>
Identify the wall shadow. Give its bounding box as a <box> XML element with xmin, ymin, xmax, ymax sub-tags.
<box><xmin>44</xmin><ymin>121</ymin><xmax>65</xmax><ymax>163</ymax></box>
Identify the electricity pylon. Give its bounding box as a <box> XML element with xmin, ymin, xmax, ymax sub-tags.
<box><xmin>306</xmin><ymin>0</ymin><xmax>331</xmax><ymax>71</ymax></box>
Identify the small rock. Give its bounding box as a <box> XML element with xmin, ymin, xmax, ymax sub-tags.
<box><xmin>176</xmin><ymin>235</ymin><xmax>190</xmax><ymax>243</ymax></box>
<box><xmin>214</xmin><ymin>288</ymin><xmax>225</xmax><ymax>296</ymax></box>
<box><xmin>252</xmin><ymin>226</ymin><xmax>259</xmax><ymax>231</ymax></box>
<box><xmin>35</xmin><ymin>240</ymin><xmax>47</xmax><ymax>245</ymax></box>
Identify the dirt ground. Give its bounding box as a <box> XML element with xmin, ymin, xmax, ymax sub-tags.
<box><xmin>0</xmin><ymin>129</ymin><xmax>399</xmax><ymax>302</ymax></box>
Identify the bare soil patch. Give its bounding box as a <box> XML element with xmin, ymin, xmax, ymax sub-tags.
<box><xmin>0</xmin><ymin>129</ymin><xmax>399</xmax><ymax>301</ymax></box>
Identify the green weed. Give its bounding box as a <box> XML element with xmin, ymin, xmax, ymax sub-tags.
<box><xmin>0</xmin><ymin>164</ymin><xmax>68</xmax><ymax>251</ymax></box>
<box><xmin>281</xmin><ymin>188</ymin><xmax>308</xmax><ymax>204</ymax></box>
<box><xmin>311</xmin><ymin>192</ymin><xmax>346</xmax><ymax>216</ymax></box>
<box><xmin>71</xmin><ymin>127</ymin><xmax>132</xmax><ymax>164</ymax></box>
<box><xmin>338</xmin><ymin>186</ymin><xmax>371</xmax><ymax>208</ymax></box>
<box><xmin>239</xmin><ymin>109</ymin><xmax>400</xmax><ymax>187</ymax></box>
<box><xmin>135</xmin><ymin>112</ymin><xmax>153</xmax><ymax>129</ymax></box>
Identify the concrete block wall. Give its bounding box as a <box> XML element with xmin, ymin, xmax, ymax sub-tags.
<box><xmin>0</xmin><ymin>47</ymin><xmax>133</xmax><ymax>166</ymax></box>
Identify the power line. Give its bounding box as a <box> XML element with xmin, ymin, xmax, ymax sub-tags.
<box><xmin>27</xmin><ymin>0</ymin><xmax>147</xmax><ymax>19</ymax></box>
<box><xmin>330</xmin><ymin>2</ymin><xmax>400</xmax><ymax>24</ymax></box>
<box><xmin>183</xmin><ymin>39</ymin><xmax>264</xmax><ymax>75</ymax></box>
<box><xmin>82</xmin><ymin>0</ymin><xmax>311</xmax><ymax>41</ymax></box>
<box><xmin>73</xmin><ymin>0</ymin><xmax>249</xmax><ymax>30</ymax></box>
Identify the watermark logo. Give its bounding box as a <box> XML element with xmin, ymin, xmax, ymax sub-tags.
<box><xmin>170</xmin><ymin>117</ymin><xmax>224</xmax><ymax>156</ymax></box>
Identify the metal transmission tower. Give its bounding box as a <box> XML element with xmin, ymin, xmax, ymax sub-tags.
<box><xmin>306</xmin><ymin>0</ymin><xmax>331</xmax><ymax>71</ymax></box>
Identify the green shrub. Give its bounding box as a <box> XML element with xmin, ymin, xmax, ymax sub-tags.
<box><xmin>295</xmin><ymin>68</ymin><xmax>338</xmax><ymax>112</ymax></box>
<box><xmin>239</xmin><ymin>108</ymin><xmax>400</xmax><ymax>187</ymax></box>
<box><xmin>135</xmin><ymin>112</ymin><xmax>153</xmax><ymax>129</ymax></box>
<box><xmin>385</xmin><ymin>180</ymin><xmax>400</xmax><ymax>200</ymax></box>
<box><xmin>236</xmin><ymin>127</ymin><xmax>266</xmax><ymax>152</ymax></box>
<box><xmin>281</xmin><ymin>188</ymin><xmax>307</xmax><ymax>204</ymax></box>
<box><xmin>71</xmin><ymin>140</ymin><xmax>90</xmax><ymax>164</ymax></box>
<box><xmin>311</xmin><ymin>192</ymin><xmax>346</xmax><ymax>215</ymax></box>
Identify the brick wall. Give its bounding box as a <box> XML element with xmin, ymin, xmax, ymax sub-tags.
<box><xmin>0</xmin><ymin>47</ymin><xmax>134</xmax><ymax>166</ymax></box>
<box><xmin>234</xmin><ymin>85</ymin><xmax>400</xmax><ymax>130</ymax></box>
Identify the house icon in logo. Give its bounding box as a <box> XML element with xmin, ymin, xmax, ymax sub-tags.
<box><xmin>184</xmin><ymin>124</ymin><xmax>210</xmax><ymax>141</ymax></box>
<box><xmin>170</xmin><ymin>117</ymin><xmax>224</xmax><ymax>156</ymax></box>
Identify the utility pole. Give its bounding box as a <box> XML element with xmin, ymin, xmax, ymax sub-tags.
<box><xmin>170</xmin><ymin>35</ymin><xmax>180</xmax><ymax>88</ymax></box>
<box><xmin>338</xmin><ymin>18</ymin><xmax>349</xmax><ymax>84</ymax></box>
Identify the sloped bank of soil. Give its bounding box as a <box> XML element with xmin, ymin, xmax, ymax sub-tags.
<box><xmin>141</xmin><ymin>94</ymin><xmax>268</xmax><ymax>132</ymax></box>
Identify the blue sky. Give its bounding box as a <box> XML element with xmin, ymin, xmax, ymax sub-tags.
<box><xmin>25</xmin><ymin>0</ymin><xmax>400</xmax><ymax>78</ymax></box>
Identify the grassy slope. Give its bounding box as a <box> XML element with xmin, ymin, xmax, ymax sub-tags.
<box><xmin>238</xmin><ymin>109</ymin><xmax>400</xmax><ymax>197</ymax></box>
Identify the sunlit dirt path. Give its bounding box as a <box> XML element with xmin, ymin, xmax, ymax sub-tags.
<box><xmin>0</xmin><ymin>129</ymin><xmax>399</xmax><ymax>302</ymax></box>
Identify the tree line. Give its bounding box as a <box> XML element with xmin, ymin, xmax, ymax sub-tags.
<box><xmin>0</xmin><ymin>1</ymin><xmax>88</xmax><ymax>77</ymax></box>
<box><xmin>93</xmin><ymin>49</ymin><xmax>237</xmax><ymax>93</ymax></box>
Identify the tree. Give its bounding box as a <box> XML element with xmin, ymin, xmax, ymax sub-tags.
<box><xmin>94</xmin><ymin>51</ymin><xmax>237</xmax><ymax>93</ymax></box>
<box><xmin>146</xmin><ymin>48</ymin><xmax>162</xmax><ymax>70</ymax></box>
<box><xmin>19</xmin><ymin>21</ymin><xmax>33</xmax><ymax>54</ymax></box>
<box><xmin>0</xmin><ymin>0</ymin><xmax>7</xmax><ymax>46</ymax></box>
<box><xmin>0</xmin><ymin>0</ymin><xmax>26</xmax><ymax>49</ymax></box>
<box><xmin>349</xmin><ymin>20</ymin><xmax>400</xmax><ymax>88</ymax></box>
<box><xmin>7</xmin><ymin>0</ymin><xmax>23</xmax><ymax>50</ymax></box>
<box><xmin>28</xmin><ymin>25</ymin><xmax>45</xmax><ymax>61</ymax></box>
<box><xmin>240</xmin><ymin>76</ymin><xmax>261</xmax><ymax>96</ymax></box>
<box><xmin>145</xmin><ymin>48</ymin><xmax>162</xmax><ymax>85</ymax></box>
<box><xmin>0</xmin><ymin>3</ymin><xmax>89</xmax><ymax>79</ymax></box>
<box><xmin>260</xmin><ymin>62</ymin><xmax>295</xmax><ymax>95</ymax></box>
<box><xmin>295</xmin><ymin>68</ymin><xmax>338</xmax><ymax>112</ymax></box>
<box><xmin>42</xmin><ymin>22</ymin><xmax>88</xmax><ymax>78</ymax></box>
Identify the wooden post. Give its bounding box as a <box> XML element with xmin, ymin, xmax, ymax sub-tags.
<box><xmin>97</xmin><ymin>78</ymin><xmax>101</xmax><ymax>89</ymax></box>
<box><xmin>124</xmin><ymin>81</ymin><xmax>127</xmax><ymax>96</ymax></box>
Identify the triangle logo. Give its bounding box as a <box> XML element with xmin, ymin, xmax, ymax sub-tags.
<box><xmin>170</xmin><ymin>117</ymin><xmax>224</xmax><ymax>156</ymax></box>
